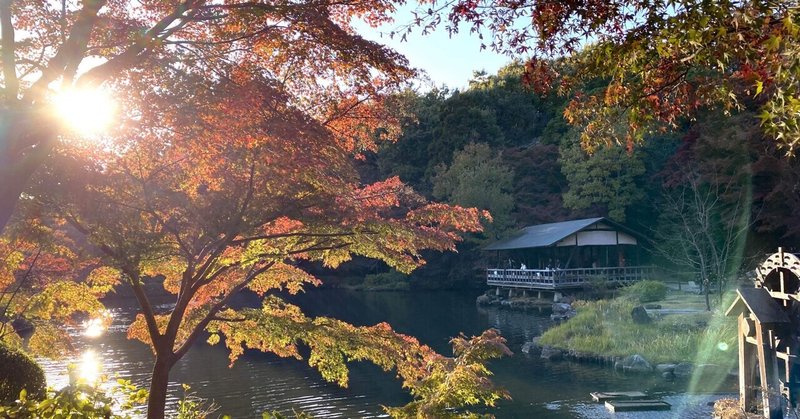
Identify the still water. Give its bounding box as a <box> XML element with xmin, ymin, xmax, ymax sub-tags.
<box><xmin>39</xmin><ymin>289</ymin><xmax>734</xmax><ymax>418</ymax></box>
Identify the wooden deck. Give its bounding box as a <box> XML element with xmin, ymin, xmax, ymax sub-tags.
<box><xmin>486</xmin><ymin>266</ymin><xmax>654</xmax><ymax>290</ymax></box>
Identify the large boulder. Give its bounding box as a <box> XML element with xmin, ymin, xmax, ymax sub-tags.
<box><xmin>552</xmin><ymin>303</ymin><xmax>573</xmax><ymax>314</ymax></box>
<box><xmin>521</xmin><ymin>341</ymin><xmax>541</xmax><ymax>355</ymax></box>
<box><xmin>673</xmin><ymin>362</ymin><xmax>693</xmax><ymax>377</ymax></box>
<box><xmin>630</xmin><ymin>306</ymin><xmax>652</xmax><ymax>324</ymax></box>
<box><xmin>656</xmin><ymin>363</ymin><xmax>676</xmax><ymax>373</ymax></box>
<box><xmin>540</xmin><ymin>346</ymin><xmax>564</xmax><ymax>361</ymax></box>
<box><xmin>622</xmin><ymin>354</ymin><xmax>653</xmax><ymax>373</ymax></box>
<box><xmin>551</xmin><ymin>302</ymin><xmax>576</xmax><ymax>320</ymax></box>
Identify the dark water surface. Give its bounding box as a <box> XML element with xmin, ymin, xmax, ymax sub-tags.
<box><xmin>39</xmin><ymin>289</ymin><xmax>734</xmax><ymax>418</ymax></box>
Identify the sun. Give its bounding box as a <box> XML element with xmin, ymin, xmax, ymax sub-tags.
<box><xmin>52</xmin><ymin>87</ymin><xmax>118</xmax><ymax>136</ymax></box>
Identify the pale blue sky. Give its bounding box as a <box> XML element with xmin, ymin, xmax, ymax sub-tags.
<box><xmin>354</xmin><ymin>4</ymin><xmax>513</xmax><ymax>90</ymax></box>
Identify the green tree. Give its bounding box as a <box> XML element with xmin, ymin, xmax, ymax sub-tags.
<box><xmin>559</xmin><ymin>132</ymin><xmax>646</xmax><ymax>222</ymax></box>
<box><xmin>376</xmin><ymin>62</ymin><xmax>562</xmax><ymax>194</ymax></box>
<box><xmin>433</xmin><ymin>142</ymin><xmax>514</xmax><ymax>239</ymax></box>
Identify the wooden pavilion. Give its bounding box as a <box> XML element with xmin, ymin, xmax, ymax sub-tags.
<box><xmin>484</xmin><ymin>217</ymin><xmax>653</xmax><ymax>291</ymax></box>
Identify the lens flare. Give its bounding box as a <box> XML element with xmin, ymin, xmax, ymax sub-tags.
<box><xmin>52</xmin><ymin>87</ymin><xmax>117</xmax><ymax>136</ymax></box>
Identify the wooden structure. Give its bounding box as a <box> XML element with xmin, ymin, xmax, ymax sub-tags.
<box><xmin>486</xmin><ymin>266</ymin><xmax>654</xmax><ymax>290</ymax></box>
<box><xmin>589</xmin><ymin>391</ymin><xmax>671</xmax><ymax>412</ymax></box>
<box><xmin>726</xmin><ymin>249</ymin><xmax>800</xmax><ymax>418</ymax></box>
<box><xmin>590</xmin><ymin>391</ymin><xmax>648</xmax><ymax>402</ymax></box>
<box><xmin>604</xmin><ymin>400</ymin><xmax>671</xmax><ymax>412</ymax></box>
<box><xmin>484</xmin><ymin>218</ymin><xmax>654</xmax><ymax>291</ymax></box>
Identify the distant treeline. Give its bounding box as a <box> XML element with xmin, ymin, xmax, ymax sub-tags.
<box><xmin>331</xmin><ymin>62</ymin><xmax>800</xmax><ymax>290</ymax></box>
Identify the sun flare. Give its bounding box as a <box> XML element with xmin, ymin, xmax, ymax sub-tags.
<box><xmin>83</xmin><ymin>316</ymin><xmax>108</xmax><ymax>338</ymax></box>
<box><xmin>78</xmin><ymin>350</ymin><xmax>102</xmax><ymax>385</ymax></box>
<box><xmin>52</xmin><ymin>88</ymin><xmax>117</xmax><ymax>136</ymax></box>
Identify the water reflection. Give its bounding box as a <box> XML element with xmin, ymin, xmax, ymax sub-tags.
<box><xmin>77</xmin><ymin>350</ymin><xmax>102</xmax><ymax>385</ymax></box>
<box><xmin>39</xmin><ymin>290</ymin><xmax>734</xmax><ymax>418</ymax></box>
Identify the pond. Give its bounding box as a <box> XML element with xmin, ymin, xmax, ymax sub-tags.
<box><xmin>39</xmin><ymin>289</ymin><xmax>735</xmax><ymax>418</ymax></box>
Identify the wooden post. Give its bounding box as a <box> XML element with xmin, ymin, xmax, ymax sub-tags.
<box><xmin>739</xmin><ymin>314</ymin><xmax>757</xmax><ymax>412</ymax></box>
<box><xmin>756</xmin><ymin>322</ymin><xmax>783</xmax><ymax>418</ymax></box>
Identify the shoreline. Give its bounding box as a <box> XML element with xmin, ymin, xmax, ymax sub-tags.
<box><xmin>486</xmin><ymin>286</ymin><xmax>738</xmax><ymax>382</ymax></box>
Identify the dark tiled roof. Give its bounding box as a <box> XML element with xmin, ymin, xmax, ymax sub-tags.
<box><xmin>725</xmin><ymin>287</ymin><xmax>790</xmax><ymax>324</ymax></box>
<box><xmin>484</xmin><ymin>217</ymin><xmax>606</xmax><ymax>251</ymax></box>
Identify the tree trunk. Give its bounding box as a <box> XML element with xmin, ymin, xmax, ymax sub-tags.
<box><xmin>147</xmin><ymin>356</ymin><xmax>173</xmax><ymax>419</ymax></box>
<box><xmin>0</xmin><ymin>113</ymin><xmax>56</xmax><ymax>234</ymax></box>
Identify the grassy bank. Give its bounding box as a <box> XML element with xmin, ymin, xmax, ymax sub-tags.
<box><xmin>539</xmin><ymin>292</ymin><xmax>737</xmax><ymax>365</ymax></box>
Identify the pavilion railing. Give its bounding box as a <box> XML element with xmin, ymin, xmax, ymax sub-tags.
<box><xmin>486</xmin><ymin>266</ymin><xmax>656</xmax><ymax>290</ymax></box>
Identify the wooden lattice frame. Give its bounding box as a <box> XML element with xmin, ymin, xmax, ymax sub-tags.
<box><xmin>755</xmin><ymin>250</ymin><xmax>800</xmax><ymax>302</ymax></box>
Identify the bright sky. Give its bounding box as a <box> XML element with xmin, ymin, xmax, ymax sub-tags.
<box><xmin>354</xmin><ymin>4</ymin><xmax>513</xmax><ymax>90</ymax></box>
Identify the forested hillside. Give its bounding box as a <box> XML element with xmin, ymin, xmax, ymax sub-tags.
<box><xmin>340</xmin><ymin>62</ymin><xmax>800</xmax><ymax>290</ymax></box>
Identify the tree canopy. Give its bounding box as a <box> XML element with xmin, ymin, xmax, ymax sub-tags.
<box><xmin>0</xmin><ymin>0</ymin><xmax>413</xmax><ymax>232</ymax></box>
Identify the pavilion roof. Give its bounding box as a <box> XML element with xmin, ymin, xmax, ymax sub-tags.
<box><xmin>483</xmin><ymin>217</ymin><xmax>641</xmax><ymax>251</ymax></box>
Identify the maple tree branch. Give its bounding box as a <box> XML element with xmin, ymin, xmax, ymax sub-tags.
<box><xmin>60</xmin><ymin>210</ymin><xmax>164</xmax><ymax>346</ymax></box>
<box><xmin>75</xmin><ymin>0</ymin><xmax>201</xmax><ymax>87</ymax></box>
<box><xmin>193</xmin><ymin>260</ymin><xmax>242</xmax><ymax>290</ymax></box>
<box><xmin>194</xmin><ymin>233</ymin><xmax>237</xmax><ymax>286</ymax></box>
<box><xmin>164</xmin><ymin>270</ymin><xmax>194</xmax><ymax>348</ymax></box>
<box><xmin>210</xmin><ymin>315</ymin><xmax>246</xmax><ymax>322</ymax></box>
<box><xmin>28</xmin><ymin>0</ymin><xmax>108</xmax><ymax>99</ymax></box>
<box><xmin>123</xmin><ymin>267</ymin><xmax>164</xmax><ymax>350</ymax></box>
<box><xmin>0</xmin><ymin>0</ymin><xmax>18</xmax><ymax>104</ymax></box>
<box><xmin>196</xmin><ymin>2</ymin><xmax>280</xmax><ymax>12</ymax></box>
<box><xmin>235</xmin><ymin>161</ymin><xmax>257</xmax><ymax>223</ymax></box>
<box><xmin>173</xmin><ymin>261</ymin><xmax>275</xmax><ymax>359</ymax></box>
<box><xmin>321</xmin><ymin>95</ymin><xmax>371</xmax><ymax>126</ymax></box>
<box><xmin>164</xmin><ymin>23</ymin><xmax>281</xmax><ymax>46</ymax></box>
<box><xmin>230</xmin><ymin>231</ymin><xmax>360</xmax><ymax>245</ymax></box>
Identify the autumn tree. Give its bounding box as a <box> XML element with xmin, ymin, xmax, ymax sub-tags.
<box><xmin>0</xmin><ymin>222</ymin><xmax>113</xmax><ymax>358</ymax></box>
<box><xmin>414</xmin><ymin>1</ymin><xmax>800</xmax><ymax>153</ymax></box>
<box><xmin>0</xmin><ymin>0</ymin><xmax>412</xmax><ymax>232</ymax></box>
<box><xmin>32</xmin><ymin>64</ymin><xmax>507</xmax><ymax>417</ymax></box>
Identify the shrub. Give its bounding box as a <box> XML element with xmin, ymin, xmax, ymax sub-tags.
<box><xmin>362</xmin><ymin>271</ymin><xmax>409</xmax><ymax>290</ymax></box>
<box><xmin>0</xmin><ymin>376</ymin><xmax>147</xmax><ymax>418</ymax></box>
<box><xmin>624</xmin><ymin>280</ymin><xmax>668</xmax><ymax>303</ymax></box>
<box><xmin>0</xmin><ymin>343</ymin><xmax>46</xmax><ymax>403</ymax></box>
